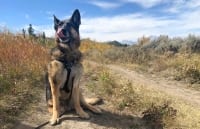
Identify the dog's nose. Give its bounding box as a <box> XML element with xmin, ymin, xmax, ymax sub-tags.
<box><xmin>62</xmin><ymin>29</ymin><xmax>66</xmax><ymax>34</ymax></box>
<box><xmin>57</xmin><ymin>28</ymin><xmax>65</xmax><ymax>38</ymax></box>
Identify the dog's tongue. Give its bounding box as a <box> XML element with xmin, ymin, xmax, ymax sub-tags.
<box><xmin>57</xmin><ymin>28</ymin><xmax>65</xmax><ymax>38</ymax></box>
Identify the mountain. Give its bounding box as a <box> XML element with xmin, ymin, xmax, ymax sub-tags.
<box><xmin>107</xmin><ymin>40</ymin><xmax>129</xmax><ymax>47</ymax></box>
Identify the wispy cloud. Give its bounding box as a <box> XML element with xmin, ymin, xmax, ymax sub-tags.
<box><xmin>78</xmin><ymin>0</ymin><xmax>200</xmax><ymax>41</ymax></box>
<box><xmin>80</xmin><ymin>8</ymin><xmax>200</xmax><ymax>42</ymax></box>
<box><xmin>25</xmin><ymin>14</ymin><xmax>30</xmax><ymax>19</ymax></box>
<box><xmin>29</xmin><ymin>9</ymin><xmax>200</xmax><ymax>42</ymax></box>
<box><xmin>46</xmin><ymin>11</ymin><xmax>55</xmax><ymax>15</ymax></box>
<box><xmin>45</xmin><ymin>11</ymin><xmax>56</xmax><ymax>20</ymax></box>
<box><xmin>88</xmin><ymin>0</ymin><xmax>121</xmax><ymax>9</ymax></box>
<box><xmin>0</xmin><ymin>22</ymin><xmax>6</xmax><ymax>27</ymax></box>
<box><xmin>80</xmin><ymin>13</ymin><xmax>177</xmax><ymax>41</ymax></box>
<box><xmin>19</xmin><ymin>0</ymin><xmax>200</xmax><ymax>42</ymax></box>
<box><xmin>0</xmin><ymin>22</ymin><xmax>7</xmax><ymax>31</ymax></box>
<box><xmin>121</xmin><ymin>0</ymin><xmax>166</xmax><ymax>8</ymax></box>
<box><xmin>164</xmin><ymin>0</ymin><xmax>200</xmax><ymax>14</ymax></box>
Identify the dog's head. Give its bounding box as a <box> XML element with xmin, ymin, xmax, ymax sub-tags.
<box><xmin>54</xmin><ymin>9</ymin><xmax>81</xmax><ymax>48</ymax></box>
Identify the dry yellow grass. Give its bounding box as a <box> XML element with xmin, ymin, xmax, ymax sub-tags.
<box><xmin>1</xmin><ymin>33</ymin><xmax>199</xmax><ymax>129</ymax></box>
<box><xmin>0</xmin><ymin>33</ymin><xmax>49</xmax><ymax>129</ymax></box>
<box><xmin>80</xmin><ymin>39</ymin><xmax>112</xmax><ymax>53</ymax></box>
<box><xmin>83</xmin><ymin>61</ymin><xmax>200</xmax><ymax>129</ymax></box>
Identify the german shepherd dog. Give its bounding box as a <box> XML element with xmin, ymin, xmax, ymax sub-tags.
<box><xmin>45</xmin><ymin>9</ymin><xmax>101</xmax><ymax>125</ymax></box>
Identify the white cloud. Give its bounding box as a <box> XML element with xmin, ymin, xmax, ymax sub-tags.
<box><xmin>164</xmin><ymin>0</ymin><xmax>200</xmax><ymax>14</ymax></box>
<box><xmin>0</xmin><ymin>22</ymin><xmax>6</xmax><ymax>27</ymax></box>
<box><xmin>34</xmin><ymin>25</ymin><xmax>55</xmax><ymax>37</ymax></box>
<box><xmin>78</xmin><ymin>0</ymin><xmax>200</xmax><ymax>42</ymax></box>
<box><xmin>46</xmin><ymin>11</ymin><xmax>55</xmax><ymax>15</ymax></box>
<box><xmin>18</xmin><ymin>0</ymin><xmax>200</xmax><ymax>42</ymax></box>
<box><xmin>28</xmin><ymin>9</ymin><xmax>200</xmax><ymax>42</ymax></box>
<box><xmin>0</xmin><ymin>22</ymin><xmax>7</xmax><ymax>32</ymax></box>
<box><xmin>187</xmin><ymin>0</ymin><xmax>200</xmax><ymax>8</ymax></box>
<box><xmin>121</xmin><ymin>0</ymin><xmax>165</xmax><ymax>8</ymax></box>
<box><xmin>80</xmin><ymin>14</ymin><xmax>177</xmax><ymax>41</ymax></box>
<box><xmin>88</xmin><ymin>0</ymin><xmax>121</xmax><ymax>9</ymax></box>
<box><xmin>88</xmin><ymin>0</ymin><xmax>166</xmax><ymax>9</ymax></box>
<box><xmin>79</xmin><ymin>8</ymin><xmax>200</xmax><ymax>42</ymax></box>
<box><xmin>25</xmin><ymin>14</ymin><xmax>30</xmax><ymax>19</ymax></box>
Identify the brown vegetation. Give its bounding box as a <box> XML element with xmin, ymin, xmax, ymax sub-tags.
<box><xmin>0</xmin><ymin>32</ymin><xmax>200</xmax><ymax>129</ymax></box>
<box><xmin>0</xmin><ymin>32</ymin><xmax>49</xmax><ymax>128</ymax></box>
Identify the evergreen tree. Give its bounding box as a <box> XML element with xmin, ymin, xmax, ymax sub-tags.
<box><xmin>22</xmin><ymin>28</ymin><xmax>26</xmax><ymax>38</ymax></box>
<box><xmin>42</xmin><ymin>32</ymin><xmax>46</xmax><ymax>44</ymax></box>
<box><xmin>28</xmin><ymin>24</ymin><xmax>34</xmax><ymax>37</ymax></box>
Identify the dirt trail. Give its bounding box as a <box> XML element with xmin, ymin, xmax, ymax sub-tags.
<box><xmin>13</xmin><ymin>73</ymin><xmax>146</xmax><ymax>129</ymax></box>
<box><xmin>13</xmin><ymin>91</ymin><xmax>144</xmax><ymax>129</ymax></box>
<box><xmin>107</xmin><ymin>64</ymin><xmax>200</xmax><ymax>107</ymax></box>
<box><xmin>13</xmin><ymin>62</ymin><xmax>200</xmax><ymax>129</ymax></box>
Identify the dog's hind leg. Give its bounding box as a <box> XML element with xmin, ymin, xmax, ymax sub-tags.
<box><xmin>72</xmin><ymin>76</ymin><xmax>90</xmax><ymax>119</ymax></box>
<box><xmin>70</xmin><ymin>64</ymin><xmax>90</xmax><ymax>119</ymax></box>
<box><xmin>80</xmin><ymin>92</ymin><xmax>102</xmax><ymax>114</ymax></box>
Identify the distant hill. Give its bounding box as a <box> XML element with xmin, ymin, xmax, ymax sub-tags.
<box><xmin>107</xmin><ymin>40</ymin><xmax>128</xmax><ymax>47</ymax></box>
<box><xmin>121</xmin><ymin>40</ymin><xmax>136</xmax><ymax>45</ymax></box>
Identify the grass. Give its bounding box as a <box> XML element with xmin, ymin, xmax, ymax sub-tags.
<box><xmin>83</xmin><ymin>61</ymin><xmax>200</xmax><ymax>129</ymax></box>
<box><xmin>0</xmin><ymin>32</ymin><xmax>49</xmax><ymax>129</ymax></box>
<box><xmin>1</xmin><ymin>31</ymin><xmax>200</xmax><ymax>129</ymax></box>
<box><xmin>81</xmin><ymin>36</ymin><xmax>200</xmax><ymax>89</ymax></box>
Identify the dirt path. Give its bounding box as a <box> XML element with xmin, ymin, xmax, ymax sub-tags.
<box><xmin>13</xmin><ymin>91</ymin><xmax>143</xmax><ymax>129</ymax></box>
<box><xmin>107</xmin><ymin>64</ymin><xmax>200</xmax><ymax>107</ymax></box>
<box><xmin>13</xmin><ymin>73</ymin><xmax>146</xmax><ymax>129</ymax></box>
<box><xmin>13</xmin><ymin>61</ymin><xmax>200</xmax><ymax>129</ymax></box>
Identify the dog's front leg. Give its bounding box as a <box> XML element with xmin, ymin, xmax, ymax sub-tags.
<box><xmin>49</xmin><ymin>77</ymin><xmax>60</xmax><ymax>125</ymax></box>
<box><xmin>72</xmin><ymin>77</ymin><xmax>90</xmax><ymax>119</ymax></box>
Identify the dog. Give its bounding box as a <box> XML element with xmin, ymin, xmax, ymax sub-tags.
<box><xmin>45</xmin><ymin>9</ymin><xmax>102</xmax><ymax>125</ymax></box>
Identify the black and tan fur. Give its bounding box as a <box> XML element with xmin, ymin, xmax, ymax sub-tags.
<box><xmin>45</xmin><ymin>9</ymin><xmax>101</xmax><ymax>125</ymax></box>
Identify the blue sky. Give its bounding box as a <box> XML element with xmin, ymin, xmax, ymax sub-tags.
<box><xmin>1</xmin><ymin>0</ymin><xmax>200</xmax><ymax>42</ymax></box>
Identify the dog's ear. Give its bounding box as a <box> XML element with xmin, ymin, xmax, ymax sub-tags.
<box><xmin>71</xmin><ymin>9</ymin><xmax>81</xmax><ymax>27</ymax></box>
<box><xmin>53</xmin><ymin>15</ymin><xmax>60</xmax><ymax>25</ymax></box>
<box><xmin>53</xmin><ymin>15</ymin><xmax>60</xmax><ymax>30</ymax></box>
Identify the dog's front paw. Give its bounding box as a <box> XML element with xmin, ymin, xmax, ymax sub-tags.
<box><xmin>78</xmin><ymin>111</ymin><xmax>90</xmax><ymax>119</ymax></box>
<box><xmin>49</xmin><ymin>118</ymin><xmax>60</xmax><ymax>126</ymax></box>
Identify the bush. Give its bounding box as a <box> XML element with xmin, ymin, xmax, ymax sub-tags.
<box><xmin>182</xmin><ymin>34</ymin><xmax>200</xmax><ymax>53</ymax></box>
<box><xmin>142</xmin><ymin>103</ymin><xmax>177</xmax><ymax>129</ymax></box>
<box><xmin>82</xmin><ymin>34</ymin><xmax>200</xmax><ymax>85</ymax></box>
<box><xmin>176</xmin><ymin>55</ymin><xmax>200</xmax><ymax>83</ymax></box>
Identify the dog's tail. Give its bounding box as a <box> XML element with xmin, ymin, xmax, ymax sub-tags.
<box><xmin>84</xmin><ymin>97</ymin><xmax>103</xmax><ymax>105</ymax></box>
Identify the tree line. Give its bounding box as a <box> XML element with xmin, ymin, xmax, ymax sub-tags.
<box><xmin>22</xmin><ymin>24</ymin><xmax>46</xmax><ymax>44</ymax></box>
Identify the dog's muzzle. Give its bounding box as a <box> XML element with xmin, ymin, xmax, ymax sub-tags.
<box><xmin>56</xmin><ymin>28</ymin><xmax>71</xmax><ymax>43</ymax></box>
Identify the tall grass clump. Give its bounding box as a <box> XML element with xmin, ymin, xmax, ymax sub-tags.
<box><xmin>172</xmin><ymin>54</ymin><xmax>200</xmax><ymax>84</ymax></box>
<box><xmin>80</xmin><ymin>38</ymin><xmax>113</xmax><ymax>62</ymax></box>
<box><xmin>0</xmin><ymin>33</ymin><xmax>48</xmax><ymax>91</ymax></box>
<box><xmin>0</xmin><ymin>32</ymin><xmax>49</xmax><ymax>129</ymax></box>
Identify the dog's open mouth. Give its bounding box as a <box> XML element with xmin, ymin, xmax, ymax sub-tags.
<box><xmin>57</xmin><ymin>28</ymin><xmax>71</xmax><ymax>43</ymax></box>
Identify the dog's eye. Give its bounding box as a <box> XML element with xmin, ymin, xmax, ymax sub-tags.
<box><xmin>66</xmin><ymin>22</ymin><xmax>71</xmax><ymax>26</ymax></box>
<box><xmin>58</xmin><ymin>22</ymin><xmax>63</xmax><ymax>26</ymax></box>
